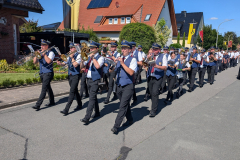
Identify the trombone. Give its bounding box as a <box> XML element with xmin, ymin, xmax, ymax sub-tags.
<box><xmin>34</xmin><ymin>46</ymin><xmax>56</xmax><ymax>59</ymax></box>
<box><xmin>34</xmin><ymin>47</ymin><xmax>63</xmax><ymax>78</ymax></box>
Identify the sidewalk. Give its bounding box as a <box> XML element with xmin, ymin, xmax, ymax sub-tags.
<box><xmin>0</xmin><ymin>80</ymin><xmax>70</xmax><ymax>109</ymax></box>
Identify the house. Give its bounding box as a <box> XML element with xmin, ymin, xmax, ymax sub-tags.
<box><xmin>0</xmin><ymin>0</ymin><xmax>44</xmax><ymax>63</ymax></box>
<box><xmin>58</xmin><ymin>0</ymin><xmax>178</xmax><ymax>46</ymax></box>
<box><xmin>41</xmin><ymin>22</ymin><xmax>61</xmax><ymax>32</ymax></box>
<box><xmin>173</xmin><ymin>11</ymin><xmax>204</xmax><ymax>48</ymax></box>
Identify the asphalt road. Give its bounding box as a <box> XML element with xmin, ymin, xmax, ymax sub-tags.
<box><xmin>0</xmin><ymin>66</ymin><xmax>239</xmax><ymax>160</ymax></box>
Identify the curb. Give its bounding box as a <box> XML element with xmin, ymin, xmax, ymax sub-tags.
<box><xmin>0</xmin><ymin>91</ymin><xmax>70</xmax><ymax>110</ymax></box>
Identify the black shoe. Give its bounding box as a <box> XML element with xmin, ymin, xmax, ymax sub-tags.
<box><xmin>215</xmin><ymin>74</ymin><xmax>217</xmax><ymax>75</ymax></box>
<box><xmin>80</xmin><ymin>118</ymin><xmax>89</xmax><ymax>124</ymax></box>
<box><xmin>199</xmin><ymin>85</ymin><xmax>203</xmax><ymax>88</ymax></box>
<box><xmin>210</xmin><ymin>83</ymin><xmax>213</xmax><ymax>85</ymax></box>
<box><xmin>131</xmin><ymin>99</ymin><xmax>137</xmax><ymax>105</ymax></box>
<box><xmin>111</xmin><ymin>94</ymin><xmax>118</xmax><ymax>101</ymax></box>
<box><xmin>91</xmin><ymin>112</ymin><xmax>100</xmax><ymax>118</ymax></box>
<box><xmin>164</xmin><ymin>99</ymin><xmax>168</xmax><ymax>105</ymax></box>
<box><xmin>188</xmin><ymin>88</ymin><xmax>192</xmax><ymax>92</ymax></box>
<box><xmin>176</xmin><ymin>93</ymin><xmax>179</xmax><ymax>98</ymax></box>
<box><xmin>144</xmin><ymin>94</ymin><xmax>148</xmax><ymax>101</ymax></box>
<box><xmin>149</xmin><ymin>112</ymin><xmax>156</xmax><ymax>117</ymax></box>
<box><xmin>104</xmin><ymin>99</ymin><xmax>109</xmax><ymax>104</ymax></box>
<box><xmin>73</xmin><ymin>105</ymin><xmax>82</xmax><ymax>111</ymax></box>
<box><xmin>60</xmin><ymin>110</ymin><xmax>68</xmax><ymax>115</ymax></box>
<box><xmin>32</xmin><ymin>106</ymin><xmax>40</xmax><ymax>111</ymax></box>
<box><xmin>111</xmin><ymin>127</ymin><xmax>118</xmax><ymax>134</ymax></box>
<box><xmin>45</xmin><ymin>102</ymin><xmax>55</xmax><ymax>107</ymax></box>
<box><xmin>122</xmin><ymin>121</ymin><xmax>133</xmax><ymax>126</ymax></box>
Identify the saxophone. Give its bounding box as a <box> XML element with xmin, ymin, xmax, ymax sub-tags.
<box><xmin>189</xmin><ymin>52</ymin><xmax>194</xmax><ymax>65</ymax></box>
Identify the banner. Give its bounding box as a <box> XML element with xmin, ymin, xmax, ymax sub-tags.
<box><xmin>228</xmin><ymin>40</ymin><xmax>232</xmax><ymax>48</ymax></box>
<box><xmin>199</xmin><ymin>30</ymin><xmax>203</xmax><ymax>42</ymax></box>
<box><xmin>187</xmin><ymin>23</ymin><xmax>197</xmax><ymax>44</ymax></box>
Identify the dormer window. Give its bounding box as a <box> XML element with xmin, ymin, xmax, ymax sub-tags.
<box><xmin>126</xmin><ymin>17</ymin><xmax>131</xmax><ymax>24</ymax></box>
<box><xmin>114</xmin><ymin>18</ymin><xmax>118</xmax><ymax>24</ymax></box>
<box><xmin>109</xmin><ymin>18</ymin><xmax>113</xmax><ymax>24</ymax></box>
<box><xmin>144</xmin><ymin>14</ymin><xmax>152</xmax><ymax>21</ymax></box>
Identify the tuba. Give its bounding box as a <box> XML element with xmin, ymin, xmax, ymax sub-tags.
<box><xmin>189</xmin><ymin>52</ymin><xmax>194</xmax><ymax>65</ymax></box>
<box><xmin>209</xmin><ymin>52</ymin><xmax>215</xmax><ymax>62</ymax></box>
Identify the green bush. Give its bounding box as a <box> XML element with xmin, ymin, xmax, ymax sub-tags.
<box><xmin>60</xmin><ymin>74</ymin><xmax>66</xmax><ymax>80</ymax></box>
<box><xmin>64</xmin><ymin>74</ymin><xmax>69</xmax><ymax>79</ymax></box>
<box><xmin>10</xmin><ymin>80</ymin><xmax>17</xmax><ymax>87</ymax></box>
<box><xmin>54</xmin><ymin>75</ymin><xmax>61</xmax><ymax>81</ymax></box>
<box><xmin>0</xmin><ymin>82</ymin><xmax>2</xmax><ymax>87</ymax></box>
<box><xmin>25</xmin><ymin>78</ymin><xmax>33</xmax><ymax>85</ymax></box>
<box><xmin>17</xmin><ymin>79</ymin><xmax>25</xmax><ymax>85</ymax></box>
<box><xmin>2</xmin><ymin>79</ymin><xmax>11</xmax><ymax>87</ymax></box>
<box><xmin>32</xmin><ymin>78</ymin><xmax>38</xmax><ymax>83</ymax></box>
<box><xmin>169</xmin><ymin>43</ymin><xmax>182</xmax><ymax>49</ymax></box>
<box><xmin>119</xmin><ymin>23</ymin><xmax>156</xmax><ymax>54</ymax></box>
<box><xmin>37</xmin><ymin>77</ymin><xmax>41</xmax><ymax>83</ymax></box>
<box><xmin>0</xmin><ymin>59</ymin><xmax>9</xmax><ymax>71</ymax></box>
<box><xmin>23</xmin><ymin>60</ymin><xmax>37</xmax><ymax>70</ymax></box>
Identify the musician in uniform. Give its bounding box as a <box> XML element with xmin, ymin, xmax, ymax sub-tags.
<box><xmin>104</xmin><ymin>42</ymin><xmax>120</xmax><ymax>104</ymax></box>
<box><xmin>207</xmin><ymin>47</ymin><xmax>218</xmax><ymax>85</ymax></box>
<box><xmin>230</xmin><ymin>50</ymin><xmax>235</xmax><ymax>68</ymax></box>
<box><xmin>198</xmin><ymin>49</ymin><xmax>209</xmax><ymax>88</ymax></box>
<box><xmin>32</xmin><ymin>39</ymin><xmax>55</xmax><ymax>111</ymax></box>
<box><xmin>58</xmin><ymin>42</ymin><xmax>82</xmax><ymax>115</ymax></box>
<box><xmin>146</xmin><ymin>43</ymin><xmax>167</xmax><ymax>117</ymax></box>
<box><xmin>188</xmin><ymin>46</ymin><xmax>201</xmax><ymax>92</ymax></box>
<box><xmin>185</xmin><ymin>47</ymin><xmax>191</xmax><ymax>84</ymax></box>
<box><xmin>214</xmin><ymin>48</ymin><xmax>219</xmax><ymax>75</ymax></box>
<box><xmin>130</xmin><ymin>41</ymin><xmax>143</xmax><ymax>104</ymax></box>
<box><xmin>164</xmin><ymin>51</ymin><xmax>177</xmax><ymax>104</ymax></box>
<box><xmin>176</xmin><ymin>53</ymin><xmax>191</xmax><ymax>98</ymax></box>
<box><xmin>137</xmin><ymin>45</ymin><xmax>145</xmax><ymax>84</ymax></box>
<box><xmin>160</xmin><ymin>46</ymin><xmax>169</xmax><ymax>94</ymax></box>
<box><xmin>111</xmin><ymin>40</ymin><xmax>137</xmax><ymax>134</ymax></box>
<box><xmin>80</xmin><ymin>41</ymin><xmax>104</xmax><ymax>124</ymax></box>
<box><xmin>143</xmin><ymin>48</ymin><xmax>153</xmax><ymax>101</ymax></box>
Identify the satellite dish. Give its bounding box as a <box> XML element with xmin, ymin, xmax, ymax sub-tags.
<box><xmin>116</xmin><ymin>2</ymin><xmax>119</xmax><ymax>8</ymax></box>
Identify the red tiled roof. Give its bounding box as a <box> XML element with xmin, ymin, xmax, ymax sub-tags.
<box><xmin>59</xmin><ymin>0</ymin><xmax>177</xmax><ymax>36</ymax></box>
<box><xmin>106</xmin><ymin>4</ymin><xmax>142</xmax><ymax>17</ymax></box>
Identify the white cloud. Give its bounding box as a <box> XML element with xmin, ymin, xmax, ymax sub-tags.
<box><xmin>209</xmin><ymin>17</ymin><xmax>218</xmax><ymax>20</ymax></box>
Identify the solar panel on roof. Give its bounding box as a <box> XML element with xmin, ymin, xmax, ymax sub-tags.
<box><xmin>87</xmin><ymin>0</ymin><xmax>112</xmax><ymax>9</ymax></box>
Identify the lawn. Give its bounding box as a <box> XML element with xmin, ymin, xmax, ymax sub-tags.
<box><xmin>0</xmin><ymin>72</ymin><xmax>66</xmax><ymax>83</ymax></box>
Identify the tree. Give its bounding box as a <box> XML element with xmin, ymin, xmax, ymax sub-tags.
<box><xmin>120</xmin><ymin>23</ymin><xmax>156</xmax><ymax>54</ymax></box>
<box><xmin>197</xmin><ymin>24</ymin><xmax>217</xmax><ymax>50</ymax></box>
<box><xmin>177</xmin><ymin>32</ymin><xmax>180</xmax><ymax>44</ymax></box>
<box><xmin>19</xmin><ymin>19</ymin><xmax>42</xmax><ymax>33</ymax></box>
<box><xmin>57</xmin><ymin>24</ymin><xmax>99</xmax><ymax>42</ymax></box>
<box><xmin>182</xmin><ymin>32</ymin><xmax>186</xmax><ymax>47</ymax></box>
<box><xmin>224</xmin><ymin>31</ymin><xmax>238</xmax><ymax>45</ymax></box>
<box><xmin>169</xmin><ymin>43</ymin><xmax>182</xmax><ymax>49</ymax></box>
<box><xmin>152</xmin><ymin>18</ymin><xmax>171</xmax><ymax>47</ymax></box>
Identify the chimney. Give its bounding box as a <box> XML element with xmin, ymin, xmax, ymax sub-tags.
<box><xmin>181</xmin><ymin>11</ymin><xmax>187</xmax><ymax>17</ymax></box>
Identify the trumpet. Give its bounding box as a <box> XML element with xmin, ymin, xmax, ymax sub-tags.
<box><xmin>34</xmin><ymin>46</ymin><xmax>56</xmax><ymax>59</ymax></box>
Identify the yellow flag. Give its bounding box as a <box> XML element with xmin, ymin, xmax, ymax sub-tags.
<box><xmin>187</xmin><ymin>24</ymin><xmax>193</xmax><ymax>44</ymax></box>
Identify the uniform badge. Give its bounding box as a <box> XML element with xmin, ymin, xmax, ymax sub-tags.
<box><xmin>178</xmin><ymin>59</ymin><xmax>179</xmax><ymax>61</ymax></box>
<box><xmin>195</xmin><ymin>57</ymin><xmax>197</xmax><ymax>59</ymax></box>
<box><xmin>159</xmin><ymin>62</ymin><xmax>162</xmax><ymax>65</ymax></box>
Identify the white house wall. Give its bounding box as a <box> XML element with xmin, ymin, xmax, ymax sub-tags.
<box><xmin>157</xmin><ymin>0</ymin><xmax>173</xmax><ymax>46</ymax></box>
<box><xmin>96</xmin><ymin>32</ymin><xmax>120</xmax><ymax>41</ymax></box>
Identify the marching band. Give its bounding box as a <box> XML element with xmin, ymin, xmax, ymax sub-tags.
<box><xmin>31</xmin><ymin>39</ymin><xmax>240</xmax><ymax>134</ymax></box>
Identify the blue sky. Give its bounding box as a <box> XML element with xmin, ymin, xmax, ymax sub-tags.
<box><xmin>27</xmin><ymin>0</ymin><xmax>240</xmax><ymax>36</ymax></box>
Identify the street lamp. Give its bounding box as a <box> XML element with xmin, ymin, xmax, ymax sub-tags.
<box><xmin>216</xmin><ymin>19</ymin><xmax>233</xmax><ymax>48</ymax></box>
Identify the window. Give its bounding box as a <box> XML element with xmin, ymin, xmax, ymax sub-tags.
<box><xmin>114</xmin><ymin>18</ymin><xmax>118</xmax><ymax>24</ymax></box>
<box><xmin>144</xmin><ymin>14</ymin><xmax>152</xmax><ymax>21</ymax></box>
<box><xmin>121</xmin><ymin>17</ymin><xmax>125</xmax><ymax>24</ymax></box>
<box><xmin>109</xmin><ymin>18</ymin><xmax>113</xmax><ymax>24</ymax></box>
<box><xmin>94</xmin><ymin>16</ymin><xmax>103</xmax><ymax>23</ymax></box>
<box><xmin>126</xmin><ymin>17</ymin><xmax>131</xmax><ymax>24</ymax></box>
